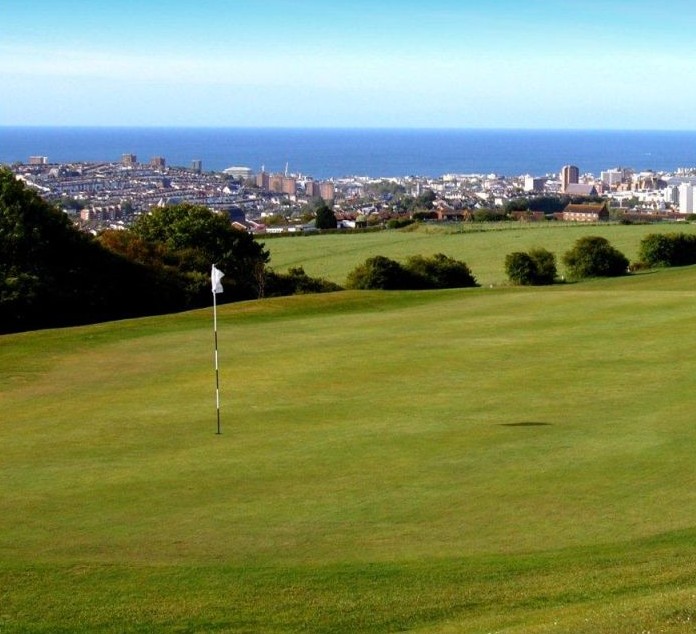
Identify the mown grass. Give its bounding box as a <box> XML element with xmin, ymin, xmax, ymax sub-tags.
<box><xmin>264</xmin><ymin>221</ymin><xmax>696</xmax><ymax>286</ymax></box>
<box><xmin>3</xmin><ymin>266</ymin><xmax>696</xmax><ymax>632</ymax></box>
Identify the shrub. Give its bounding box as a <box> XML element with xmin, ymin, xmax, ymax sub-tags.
<box><xmin>346</xmin><ymin>256</ymin><xmax>416</xmax><ymax>290</ymax></box>
<box><xmin>562</xmin><ymin>236</ymin><xmax>629</xmax><ymax>280</ymax></box>
<box><xmin>505</xmin><ymin>252</ymin><xmax>537</xmax><ymax>285</ymax></box>
<box><xmin>346</xmin><ymin>254</ymin><xmax>477</xmax><ymax>290</ymax></box>
<box><xmin>528</xmin><ymin>247</ymin><xmax>557</xmax><ymax>285</ymax></box>
<box><xmin>264</xmin><ymin>267</ymin><xmax>342</xmax><ymax>297</ymax></box>
<box><xmin>406</xmin><ymin>253</ymin><xmax>478</xmax><ymax>289</ymax></box>
<box><xmin>473</xmin><ymin>209</ymin><xmax>507</xmax><ymax>222</ymax></box>
<box><xmin>386</xmin><ymin>218</ymin><xmax>415</xmax><ymax>229</ymax></box>
<box><xmin>412</xmin><ymin>211</ymin><xmax>437</xmax><ymax>221</ymax></box>
<box><xmin>638</xmin><ymin>232</ymin><xmax>696</xmax><ymax>268</ymax></box>
<box><xmin>505</xmin><ymin>248</ymin><xmax>556</xmax><ymax>286</ymax></box>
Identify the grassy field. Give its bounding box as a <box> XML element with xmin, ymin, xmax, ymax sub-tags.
<box><xmin>264</xmin><ymin>221</ymin><xmax>696</xmax><ymax>286</ymax></box>
<box><xmin>3</xmin><ymin>261</ymin><xmax>696</xmax><ymax>631</ymax></box>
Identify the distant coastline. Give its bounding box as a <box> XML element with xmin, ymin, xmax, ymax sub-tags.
<box><xmin>2</xmin><ymin>127</ymin><xmax>696</xmax><ymax>179</ymax></box>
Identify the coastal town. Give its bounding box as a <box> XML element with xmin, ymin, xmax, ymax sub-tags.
<box><xmin>9</xmin><ymin>153</ymin><xmax>696</xmax><ymax>233</ymax></box>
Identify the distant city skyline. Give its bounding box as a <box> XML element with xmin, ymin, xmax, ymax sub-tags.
<box><xmin>3</xmin><ymin>0</ymin><xmax>696</xmax><ymax>129</ymax></box>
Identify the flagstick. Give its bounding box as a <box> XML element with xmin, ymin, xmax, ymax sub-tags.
<box><xmin>213</xmin><ymin>289</ymin><xmax>221</xmax><ymax>435</ymax></box>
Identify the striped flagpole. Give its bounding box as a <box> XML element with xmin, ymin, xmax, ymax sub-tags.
<box><xmin>211</xmin><ymin>265</ymin><xmax>225</xmax><ymax>435</ymax></box>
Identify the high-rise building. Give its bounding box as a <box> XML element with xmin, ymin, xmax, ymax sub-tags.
<box><xmin>269</xmin><ymin>174</ymin><xmax>284</xmax><ymax>193</ymax></box>
<box><xmin>150</xmin><ymin>157</ymin><xmax>166</xmax><ymax>170</ymax></box>
<box><xmin>305</xmin><ymin>180</ymin><xmax>321</xmax><ymax>198</ymax></box>
<box><xmin>679</xmin><ymin>183</ymin><xmax>695</xmax><ymax>214</ymax></box>
<box><xmin>319</xmin><ymin>181</ymin><xmax>335</xmax><ymax>201</ymax></box>
<box><xmin>600</xmin><ymin>168</ymin><xmax>624</xmax><ymax>189</ymax></box>
<box><xmin>281</xmin><ymin>176</ymin><xmax>297</xmax><ymax>196</ymax></box>
<box><xmin>122</xmin><ymin>153</ymin><xmax>137</xmax><ymax>167</ymax></box>
<box><xmin>191</xmin><ymin>160</ymin><xmax>202</xmax><ymax>173</ymax></box>
<box><xmin>28</xmin><ymin>156</ymin><xmax>48</xmax><ymax>165</ymax></box>
<box><xmin>560</xmin><ymin>165</ymin><xmax>579</xmax><ymax>193</ymax></box>
<box><xmin>524</xmin><ymin>176</ymin><xmax>545</xmax><ymax>193</ymax></box>
<box><xmin>663</xmin><ymin>185</ymin><xmax>680</xmax><ymax>205</ymax></box>
<box><xmin>256</xmin><ymin>171</ymin><xmax>270</xmax><ymax>189</ymax></box>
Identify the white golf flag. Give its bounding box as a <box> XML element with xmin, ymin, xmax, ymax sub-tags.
<box><xmin>211</xmin><ymin>265</ymin><xmax>224</xmax><ymax>294</ymax></box>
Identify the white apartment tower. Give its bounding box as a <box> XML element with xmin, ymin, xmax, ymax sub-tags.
<box><xmin>679</xmin><ymin>183</ymin><xmax>695</xmax><ymax>214</ymax></box>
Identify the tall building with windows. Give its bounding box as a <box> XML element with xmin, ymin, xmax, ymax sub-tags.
<box><xmin>560</xmin><ymin>165</ymin><xmax>579</xmax><ymax>193</ymax></box>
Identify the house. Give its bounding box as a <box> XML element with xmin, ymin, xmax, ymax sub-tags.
<box><xmin>434</xmin><ymin>201</ymin><xmax>467</xmax><ymax>221</ymax></box>
<box><xmin>562</xmin><ymin>202</ymin><xmax>609</xmax><ymax>222</ymax></box>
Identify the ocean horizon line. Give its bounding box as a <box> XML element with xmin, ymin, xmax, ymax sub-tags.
<box><xmin>3</xmin><ymin>127</ymin><xmax>696</xmax><ymax>179</ymax></box>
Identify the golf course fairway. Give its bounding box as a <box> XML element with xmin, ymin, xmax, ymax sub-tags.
<box><xmin>2</xmin><ymin>267</ymin><xmax>696</xmax><ymax>632</ymax></box>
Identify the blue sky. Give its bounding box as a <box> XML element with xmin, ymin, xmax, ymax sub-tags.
<box><xmin>2</xmin><ymin>0</ymin><xmax>696</xmax><ymax>128</ymax></box>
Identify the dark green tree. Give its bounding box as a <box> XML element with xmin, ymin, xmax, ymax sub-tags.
<box><xmin>405</xmin><ymin>253</ymin><xmax>478</xmax><ymax>288</ymax></box>
<box><xmin>505</xmin><ymin>248</ymin><xmax>556</xmax><ymax>285</ymax></box>
<box><xmin>314</xmin><ymin>202</ymin><xmax>338</xmax><ymax>230</ymax></box>
<box><xmin>125</xmin><ymin>203</ymin><xmax>270</xmax><ymax>302</ymax></box>
<box><xmin>528</xmin><ymin>196</ymin><xmax>568</xmax><ymax>214</ymax></box>
<box><xmin>562</xmin><ymin>236</ymin><xmax>629</xmax><ymax>280</ymax></box>
<box><xmin>505</xmin><ymin>252</ymin><xmax>537</xmax><ymax>285</ymax></box>
<box><xmin>346</xmin><ymin>254</ymin><xmax>478</xmax><ymax>290</ymax></box>
<box><xmin>346</xmin><ymin>255</ymin><xmax>415</xmax><ymax>290</ymax></box>
<box><xmin>415</xmin><ymin>189</ymin><xmax>436</xmax><ymax>208</ymax></box>
<box><xmin>473</xmin><ymin>208</ymin><xmax>507</xmax><ymax>222</ymax></box>
<box><xmin>264</xmin><ymin>266</ymin><xmax>342</xmax><ymax>297</ymax></box>
<box><xmin>504</xmin><ymin>198</ymin><xmax>530</xmax><ymax>213</ymax></box>
<box><xmin>365</xmin><ymin>180</ymin><xmax>406</xmax><ymax>198</ymax></box>
<box><xmin>528</xmin><ymin>248</ymin><xmax>557</xmax><ymax>284</ymax></box>
<box><xmin>59</xmin><ymin>196</ymin><xmax>86</xmax><ymax>211</ymax></box>
<box><xmin>0</xmin><ymin>167</ymin><xmax>179</xmax><ymax>332</ymax></box>
<box><xmin>638</xmin><ymin>233</ymin><xmax>696</xmax><ymax>268</ymax></box>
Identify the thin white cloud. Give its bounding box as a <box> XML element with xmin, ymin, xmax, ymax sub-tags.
<box><xmin>3</xmin><ymin>45</ymin><xmax>237</xmax><ymax>84</ymax></box>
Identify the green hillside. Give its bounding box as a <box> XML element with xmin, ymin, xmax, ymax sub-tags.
<box><xmin>3</xmin><ymin>266</ymin><xmax>696</xmax><ymax>632</ymax></box>
<box><xmin>265</xmin><ymin>221</ymin><xmax>696</xmax><ymax>286</ymax></box>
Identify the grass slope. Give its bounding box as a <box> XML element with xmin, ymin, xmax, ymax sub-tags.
<box><xmin>265</xmin><ymin>221</ymin><xmax>696</xmax><ymax>286</ymax></box>
<box><xmin>3</xmin><ymin>268</ymin><xmax>696</xmax><ymax>632</ymax></box>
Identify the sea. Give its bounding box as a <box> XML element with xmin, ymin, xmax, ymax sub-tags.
<box><xmin>2</xmin><ymin>127</ymin><xmax>696</xmax><ymax>180</ymax></box>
